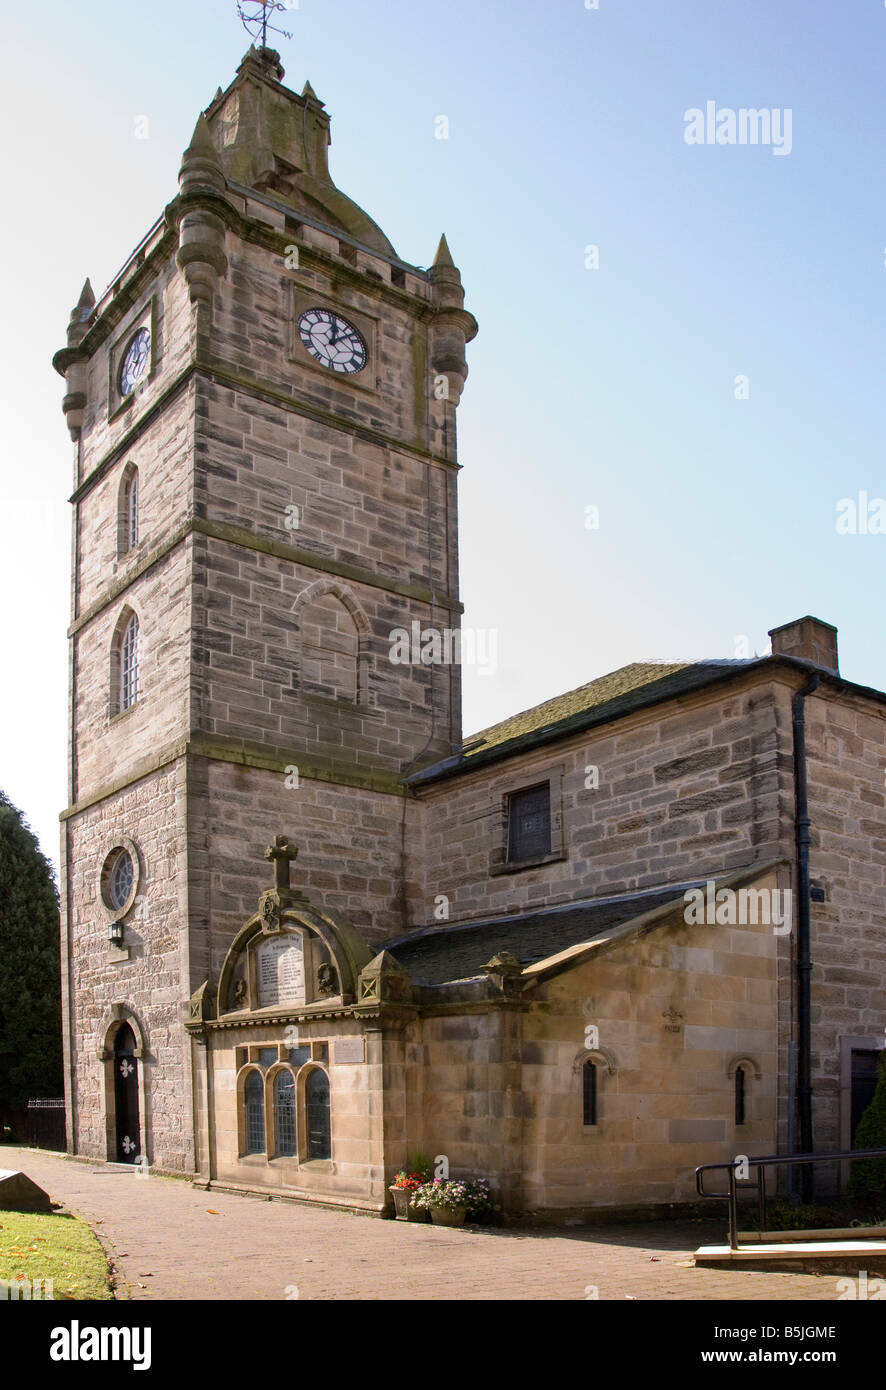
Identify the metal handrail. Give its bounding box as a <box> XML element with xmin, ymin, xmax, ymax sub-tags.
<box><xmin>695</xmin><ymin>1146</ymin><xmax>886</xmax><ymax>1250</ymax></box>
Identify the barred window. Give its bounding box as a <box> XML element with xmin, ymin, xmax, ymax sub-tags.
<box><xmin>244</xmin><ymin>1071</ymin><xmax>265</xmax><ymax>1154</ymax></box>
<box><xmin>120</xmin><ymin>615</ymin><xmax>139</xmax><ymax>711</ymax></box>
<box><xmin>274</xmin><ymin>1071</ymin><xmax>297</xmax><ymax>1157</ymax></box>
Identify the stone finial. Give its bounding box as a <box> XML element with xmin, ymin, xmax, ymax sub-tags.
<box><xmin>432</xmin><ymin>233</ymin><xmax>456</xmax><ymax>270</ymax></box>
<box><xmin>176</xmin><ymin>113</ymin><xmax>228</xmax><ymax>306</ymax></box>
<box><xmin>301</xmin><ymin>79</ymin><xmax>323</xmax><ymax>104</ymax></box>
<box><xmin>429</xmin><ymin>233</ymin><xmax>477</xmax><ymax>408</ymax></box>
<box><xmin>69</xmin><ymin>277</ymin><xmax>95</xmax><ymax>332</ymax></box>
<box><xmin>481</xmin><ymin>950</ymin><xmax>524</xmax><ymax>998</ymax></box>
<box><xmin>179</xmin><ymin>114</ymin><xmax>224</xmax><ymax>195</ymax></box>
<box><xmin>357</xmin><ymin>950</ymin><xmax>411</xmax><ymax>1005</ymax></box>
<box><xmin>237</xmin><ymin>44</ymin><xmax>285</xmax><ymax>83</ymax></box>
<box><xmin>481</xmin><ymin>951</ymin><xmax>522</xmax><ymax>976</ymax></box>
<box><xmin>58</xmin><ymin>277</ymin><xmax>94</xmax><ymax>439</ymax></box>
<box><xmin>186</xmin><ymin>980</ymin><xmax>216</xmax><ymax>1028</ymax></box>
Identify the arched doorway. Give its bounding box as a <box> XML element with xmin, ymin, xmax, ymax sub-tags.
<box><xmin>113</xmin><ymin>1023</ymin><xmax>141</xmax><ymax>1163</ymax></box>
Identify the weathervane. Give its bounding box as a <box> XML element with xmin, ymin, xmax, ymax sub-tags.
<box><xmin>236</xmin><ymin>0</ymin><xmax>292</xmax><ymax>48</ymax></box>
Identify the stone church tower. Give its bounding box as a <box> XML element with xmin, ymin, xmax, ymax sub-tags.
<box><xmin>54</xmin><ymin>46</ymin><xmax>477</xmax><ymax>1172</ymax></box>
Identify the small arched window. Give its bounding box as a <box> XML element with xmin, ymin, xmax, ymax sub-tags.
<box><xmin>244</xmin><ymin>1071</ymin><xmax>265</xmax><ymax>1154</ymax></box>
<box><xmin>118</xmin><ymin>464</ymin><xmax>139</xmax><ymax>557</ymax></box>
<box><xmin>583</xmin><ymin>1060</ymin><xmax>597</xmax><ymax>1126</ymax></box>
<box><xmin>735</xmin><ymin>1065</ymin><xmax>747</xmax><ymax>1126</ymax></box>
<box><xmin>728</xmin><ymin>1057</ymin><xmax>760</xmax><ymax>1127</ymax></box>
<box><xmin>273</xmin><ymin>1070</ymin><xmax>297</xmax><ymax>1157</ymax></box>
<box><xmin>120</xmin><ymin>614</ymin><xmax>140</xmax><ymax>711</ymax></box>
<box><xmin>305</xmin><ymin>1068</ymin><xmax>331</xmax><ymax>1160</ymax></box>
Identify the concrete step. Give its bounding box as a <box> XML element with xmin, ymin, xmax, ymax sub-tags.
<box><xmin>737</xmin><ymin>1225</ymin><xmax>886</xmax><ymax>1244</ymax></box>
<box><xmin>695</xmin><ymin>1239</ymin><xmax>886</xmax><ymax>1276</ymax></box>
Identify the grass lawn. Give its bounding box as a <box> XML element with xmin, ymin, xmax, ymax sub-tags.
<box><xmin>0</xmin><ymin>1208</ymin><xmax>114</xmax><ymax>1300</ymax></box>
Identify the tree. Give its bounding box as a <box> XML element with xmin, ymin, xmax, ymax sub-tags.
<box><xmin>0</xmin><ymin>791</ymin><xmax>62</xmax><ymax>1137</ymax></box>
<box><xmin>846</xmin><ymin>1050</ymin><xmax>886</xmax><ymax>1210</ymax></box>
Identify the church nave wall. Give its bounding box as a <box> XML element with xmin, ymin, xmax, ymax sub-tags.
<box><xmin>412</xmin><ymin>675</ymin><xmax>793</xmax><ymax>929</ymax></box>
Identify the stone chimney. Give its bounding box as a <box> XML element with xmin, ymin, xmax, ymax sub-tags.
<box><xmin>768</xmin><ymin>616</ymin><xmax>839</xmax><ymax>675</ymax></box>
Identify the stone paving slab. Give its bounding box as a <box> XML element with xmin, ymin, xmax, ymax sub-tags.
<box><xmin>1</xmin><ymin>1148</ymin><xmax>846</xmax><ymax>1301</ymax></box>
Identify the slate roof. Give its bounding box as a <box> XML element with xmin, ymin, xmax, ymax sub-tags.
<box><xmin>406</xmin><ymin>654</ymin><xmax>886</xmax><ymax>788</ymax></box>
<box><xmin>407</xmin><ymin>659</ymin><xmax>754</xmax><ymax>786</ymax></box>
<box><xmin>463</xmin><ymin>661</ymin><xmax>695</xmax><ymax>754</ymax></box>
<box><xmin>386</xmin><ymin>883</ymin><xmax>695</xmax><ymax>986</ymax></box>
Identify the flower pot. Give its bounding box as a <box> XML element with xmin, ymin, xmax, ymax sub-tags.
<box><xmin>430</xmin><ymin>1205</ymin><xmax>467</xmax><ymax>1227</ymax></box>
<box><xmin>390</xmin><ymin>1185</ymin><xmax>428</xmax><ymax>1221</ymax></box>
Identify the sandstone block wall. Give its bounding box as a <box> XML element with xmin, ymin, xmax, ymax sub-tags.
<box><xmin>804</xmin><ymin>687</ymin><xmax>886</xmax><ymax>1157</ymax></box>
<box><xmin>410</xmin><ymin>675</ymin><xmax>795</xmax><ymax>928</ymax></box>
<box><xmin>62</xmin><ymin>760</ymin><xmax>193</xmax><ymax>1172</ymax></box>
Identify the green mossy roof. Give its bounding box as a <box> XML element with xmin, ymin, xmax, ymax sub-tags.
<box><xmin>463</xmin><ymin>661</ymin><xmax>694</xmax><ymax>757</ymax></box>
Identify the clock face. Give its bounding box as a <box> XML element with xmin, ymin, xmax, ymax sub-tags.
<box><xmin>119</xmin><ymin>327</ymin><xmax>151</xmax><ymax>396</ymax></box>
<box><xmin>298</xmin><ymin>309</ymin><xmax>367</xmax><ymax>374</ymax></box>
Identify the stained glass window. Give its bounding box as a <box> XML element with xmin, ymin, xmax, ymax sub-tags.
<box><xmin>305</xmin><ymin>1069</ymin><xmax>330</xmax><ymax>1160</ymax></box>
<box><xmin>109</xmin><ymin>851</ymin><xmax>134</xmax><ymax>910</ymax></box>
<box><xmin>245</xmin><ymin>1071</ymin><xmax>265</xmax><ymax>1154</ymax></box>
<box><xmin>274</xmin><ymin>1071</ymin><xmax>296</xmax><ymax>1157</ymax></box>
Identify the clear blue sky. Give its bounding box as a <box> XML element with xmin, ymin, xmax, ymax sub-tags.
<box><xmin>2</xmin><ymin>0</ymin><xmax>885</xmax><ymax>870</ymax></box>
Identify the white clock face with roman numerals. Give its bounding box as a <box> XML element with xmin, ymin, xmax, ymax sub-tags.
<box><xmin>298</xmin><ymin>309</ymin><xmax>367</xmax><ymax>374</ymax></box>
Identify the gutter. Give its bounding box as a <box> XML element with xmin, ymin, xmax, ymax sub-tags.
<box><xmin>792</xmin><ymin>671</ymin><xmax>820</xmax><ymax>1202</ymax></box>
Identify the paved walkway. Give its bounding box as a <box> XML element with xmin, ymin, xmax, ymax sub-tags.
<box><xmin>3</xmin><ymin>1147</ymin><xmax>842</xmax><ymax>1301</ymax></box>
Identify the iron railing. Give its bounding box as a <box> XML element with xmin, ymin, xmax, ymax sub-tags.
<box><xmin>696</xmin><ymin>1146</ymin><xmax>886</xmax><ymax>1250</ymax></box>
<box><xmin>26</xmin><ymin>1098</ymin><xmax>66</xmax><ymax>1153</ymax></box>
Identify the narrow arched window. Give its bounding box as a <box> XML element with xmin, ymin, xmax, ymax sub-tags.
<box><xmin>305</xmin><ymin>1069</ymin><xmax>331</xmax><ymax>1159</ymax></box>
<box><xmin>244</xmin><ymin>1071</ymin><xmax>265</xmax><ymax>1154</ymax></box>
<box><xmin>118</xmin><ymin>464</ymin><xmax>139</xmax><ymax>556</ymax></box>
<box><xmin>120</xmin><ymin>614</ymin><xmax>140</xmax><ymax>710</ymax></box>
<box><xmin>125</xmin><ymin>469</ymin><xmax>139</xmax><ymax>550</ymax></box>
<box><xmin>273</xmin><ymin>1070</ymin><xmax>296</xmax><ymax>1157</ymax></box>
<box><xmin>582</xmin><ymin>1060</ymin><xmax>597</xmax><ymax>1126</ymax></box>
<box><xmin>735</xmin><ymin>1065</ymin><xmax>747</xmax><ymax>1126</ymax></box>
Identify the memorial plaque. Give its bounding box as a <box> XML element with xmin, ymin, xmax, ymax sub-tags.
<box><xmin>256</xmin><ymin>933</ymin><xmax>305</xmax><ymax>1008</ymax></box>
<box><xmin>333</xmin><ymin>1037</ymin><xmax>366</xmax><ymax>1065</ymax></box>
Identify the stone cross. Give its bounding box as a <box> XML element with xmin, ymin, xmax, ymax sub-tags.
<box><xmin>265</xmin><ymin>836</ymin><xmax>298</xmax><ymax>892</ymax></box>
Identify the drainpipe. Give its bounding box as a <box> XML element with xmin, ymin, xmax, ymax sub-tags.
<box><xmin>792</xmin><ymin>671</ymin><xmax>820</xmax><ymax>1202</ymax></box>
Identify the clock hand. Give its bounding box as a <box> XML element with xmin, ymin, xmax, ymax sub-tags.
<box><xmin>328</xmin><ymin>320</ymin><xmax>338</xmax><ymax>346</ymax></box>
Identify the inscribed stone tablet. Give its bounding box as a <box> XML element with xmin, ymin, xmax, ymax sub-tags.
<box><xmin>256</xmin><ymin>934</ymin><xmax>305</xmax><ymax>1008</ymax></box>
<box><xmin>333</xmin><ymin>1037</ymin><xmax>366</xmax><ymax>1064</ymax></box>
